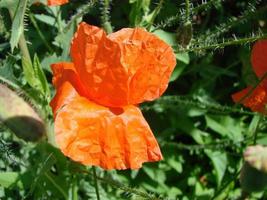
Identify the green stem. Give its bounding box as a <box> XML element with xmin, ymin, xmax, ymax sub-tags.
<box><xmin>146</xmin><ymin>0</ymin><xmax>164</xmax><ymax>31</ymax></box>
<box><xmin>18</xmin><ymin>33</ymin><xmax>32</xmax><ymax>65</ymax></box>
<box><xmin>64</xmin><ymin>0</ymin><xmax>96</xmax><ymax>33</ymax></box>
<box><xmin>196</xmin><ymin>5</ymin><xmax>267</xmax><ymax>42</ymax></box>
<box><xmin>142</xmin><ymin>95</ymin><xmax>256</xmax><ymax>115</ymax></box>
<box><xmin>76</xmin><ymin>170</ymin><xmax>161</xmax><ymax>200</ymax></box>
<box><xmin>161</xmin><ymin>136</ymin><xmax>253</xmax><ymax>152</ymax></box>
<box><xmin>92</xmin><ymin>167</ymin><xmax>100</xmax><ymax>200</ymax></box>
<box><xmin>55</xmin><ymin>7</ymin><xmax>63</xmax><ymax>33</ymax></box>
<box><xmin>96</xmin><ymin>176</ymin><xmax>161</xmax><ymax>200</ymax></box>
<box><xmin>45</xmin><ymin>173</ymin><xmax>68</xmax><ymax>200</ymax></box>
<box><xmin>100</xmin><ymin>0</ymin><xmax>113</xmax><ymax>34</ymax></box>
<box><xmin>185</xmin><ymin>0</ymin><xmax>190</xmax><ymax>22</ymax></box>
<box><xmin>71</xmin><ymin>175</ymin><xmax>78</xmax><ymax>200</ymax></box>
<box><xmin>211</xmin><ymin>169</ymin><xmax>241</xmax><ymax>200</ymax></box>
<box><xmin>176</xmin><ymin>33</ymin><xmax>267</xmax><ymax>53</ymax></box>
<box><xmin>153</xmin><ymin>0</ymin><xmax>220</xmax><ymax>30</ymax></box>
<box><xmin>29</xmin><ymin>13</ymin><xmax>53</xmax><ymax>53</ymax></box>
<box><xmin>252</xmin><ymin>115</ymin><xmax>262</xmax><ymax>145</ymax></box>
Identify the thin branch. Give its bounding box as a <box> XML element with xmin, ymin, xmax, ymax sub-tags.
<box><xmin>142</xmin><ymin>95</ymin><xmax>256</xmax><ymax>115</ymax></box>
<box><xmin>176</xmin><ymin>33</ymin><xmax>267</xmax><ymax>53</ymax></box>
<box><xmin>63</xmin><ymin>0</ymin><xmax>96</xmax><ymax>33</ymax></box>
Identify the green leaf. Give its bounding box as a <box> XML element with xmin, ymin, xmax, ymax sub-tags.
<box><xmin>54</xmin><ymin>25</ymin><xmax>74</xmax><ymax>60</ymax></box>
<box><xmin>205</xmin><ymin>115</ymin><xmax>244</xmax><ymax>142</ymax></box>
<box><xmin>248</xmin><ymin>115</ymin><xmax>261</xmax><ymax>138</ymax></box>
<box><xmin>33</xmin><ymin>54</ymin><xmax>50</xmax><ymax>99</ymax></box>
<box><xmin>26</xmin><ymin>153</ymin><xmax>57</xmax><ymax>198</ymax></box>
<box><xmin>176</xmin><ymin>52</ymin><xmax>190</xmax><ymax>64</ymax></box>
<box><xmin>0</xmin><ymin>43</ymin><xmax>9</xmax><ymax>51</ymax></box>
<box><xmin>153</xmin><ymin>30</ymin><xmax>189</xmax><ymax>82</ymax></box>
<box><xmin>205</xmin><ymin>115</ymin><xmax>230</xmax><ymax>137</ymax></box>
<box><xmin>143</xmin><ymin>165</ymin><xmax>166</xmax><ymax>184</ymax></box>
<box><xmin>10</xmin><ymin>0</ymin><xmax>28</xmax><ymax>52</ymax></box>
<box><xmin>172</xmin><ymin>116</ymin><xmax>207</xmax><ymax>144</ymax></box>
<box><xmin>34</xmin><ymin>14</ymin><xmax>56</xmax><ymax>26</ymax></box>
<box><xmin>0</xmin><ymin>172</ymin><xmax>23</xmax><ymax>188</ymax></box>
<box><xmin>129</xmin><ymin>0</ymin><xmax>151</xmax><ymax>26</ymax></box>
<box><xmin>22</xmin><ymin>56</ymin><xmax>40</xmax><ymax>89</ymax></box>
<box><xmin>0</xmin><ymin>56</ymin><xmax>18</xmax><ymax>87</ymax></box>
<box><xmin>165</xmin><ymin>155</ymin><xmax>183</xmax><ymax>173</ymax></box>
<box><xmin>170</xmin><ymin>62</ymin><xmax>186</xmax><ymax>82</ymax></box>
<box><xmin>21</xmin><ymin>55</ymin><xmax>50</xmax><ymax>99</ymax></box>
<box><xmin>153</xmin><ymin>29</ymin><xmax>176</xmax><ymax>46</ymax></box>
<box><xmin>0</xmin><ymin>0</ymin><xmax>18</xmax><ymax>9</ymax></box>
<box><xmin>205</xmin><ymin>150</ymin><xmax>227</xmax><ymax>186</ymax></box>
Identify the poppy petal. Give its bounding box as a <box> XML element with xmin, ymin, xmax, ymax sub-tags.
<box><xmin>50</xmin><ymin>62</ymin><xmax>89</xmax><ymax>115</ymax></box>
<box><xmin>54</xmin><ymin>94</ymin><xmax>163</xmax><ymax>170</ymax></box>
<box><xmin>47</xmin><ymin>0</ymin><xmax>68</xmax><ymax>6</ymax></box>
<box><xmin>251</xmin><ymin>40</ymin><xmax>267</xmax><ymax>78</ymax></box>
<box><xmin>70</xmin><ymin>22</ymin><xmax>176</xmax><ymax>107</ymax></box>
<box><xmin>232</xmin><ymin>85</ymin><xmax>267</xmax><ymax>113</ymax></box>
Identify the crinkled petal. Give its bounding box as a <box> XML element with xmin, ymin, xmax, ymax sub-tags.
<box><xmin>50</xmin><ymin>62</ymin><xmax>89</xmax><ymax>115</ymax></box>
<box><xmin>47</xmin><ymin>0</ymin><xmax>68</xmax><ymax>6</ymax></box>
<box><xmin>54</xmin><ymin>92</ymin><xmax>163</xmax><ymax>170</ymax></box>
<box><xmin>251</xmin><ymin>40</ymin><xmax>267</xmax><ymax>78</ymax></box>
<box><xmin>232</xmin><ymin>85</ymin><xmax>267</xmax><ymax>113</ymax></box>
<box><xmin>70</xmin><ymin>22</ymin><xmax>176</xmax><ymax>107</ymax></box>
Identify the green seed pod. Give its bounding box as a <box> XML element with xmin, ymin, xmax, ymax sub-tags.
<box><xmin>240</xmin><ymin>145</ymin><xmax>267</xmax><ymax>193</ymax></box>
<box><xmin>0</xmin><ymin>84</ymin><xmax>45</xmax><ymax>141</ymax></box>
<box><xmin>176</xmin><ymin>21</ymin><xmax>193</xmax><ymax>48</ymax></box>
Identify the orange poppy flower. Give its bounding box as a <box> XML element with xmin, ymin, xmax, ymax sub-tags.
<box><xmin>50</xmin><ymin>22</ymin><xmax>176</xmax><ymax>169</ymax></box>
<box><xmin>47</xmin><ymin>0</ymin><xmax>68</xmax><ymax>6</ymax></box>
<box><xmin>70</xmin><ymin>23</ymin><xmax>176</xmax><ymax>107</ymax></box>
<box><xmin>33</xmin><ymin>0</ymin><xmax>68</xmax><ymax>6</ymax></box>
<box><xmin>232</xmin><ymin>40</ymin><xmax>267</xmax><ymax>113</ymax></box>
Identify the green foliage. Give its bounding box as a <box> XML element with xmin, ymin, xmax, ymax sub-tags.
<box><xmin>9</xmin><ymin>0</ymin><xmax>28</xmax><ymax>52</ymax></box>
<box><xmin>0</xmin><ymin>0</ymin><xmax>267</xmax><ymax>199</ymax></box>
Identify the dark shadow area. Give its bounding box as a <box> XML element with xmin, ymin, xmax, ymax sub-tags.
<box><xmin>109</xmin><ymin>107</ymin><xmax>124</xmax><ymax>115</ymax></box>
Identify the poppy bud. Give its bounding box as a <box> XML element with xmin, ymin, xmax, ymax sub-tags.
<box><xmin>176</xmin><ymin>21</ymin><xmax>193</xmax><ymax>48</ymax></box>
<box><xmin>0</xmin><ymin>84</ymin><xmax>45</xmax><ymax>142</ymax></box>
<box><xmin>240</xmin><ymin>145</ymin><xmax>267</xmax><ymax>193</ymax></box>
<box><xmin>244</xmin><ymin>145</ymin><xmax>267</xmax><ymax>172</ymax></box>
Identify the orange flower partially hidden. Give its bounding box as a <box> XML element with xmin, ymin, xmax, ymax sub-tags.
<box><xmin>50</xmin><ymin>23</ymin><xmax>176</xmax><ymax>169</ymax></box>
<box><xmin>232</xmin><ymin>40</ymin><xmax>267</xmax><ymax>113</ymax></box>
<box><xmin>47</xmin><ymin>0</ymin><xmax>68</xmax><ymax>6</ymax></box>
<box><xmin>232</xmin><ymin>85</ymin><xmax>267</xmax><ymax>113</ymax></box>
<box><xmin>251</xmin><ymin>40</ymin><xmax>267</xmax><ymax>78</ymax></box>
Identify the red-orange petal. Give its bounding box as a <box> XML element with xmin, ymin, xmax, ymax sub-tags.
<box><xmin>251</xmin><ymin>40</ymin><xmax>267</xmax><ymax>78</ymax></box>
<box><xmin>232</xmin><ymin>85</ymin><xmax>267</xmax><ymax>113</ymax></box>
<box><xmin>47</xmin><ymin>0</ymin><xmax>68</xmax><ymax>6</ymax></box>
<box><xmin>70</xmin><ymin>22</ymin><xmax>176</xmax><ymax>107</ymax></box>
<box><xmin>54</xmin><ymin>92</ymin><xmax>163</xmax><ymax>170</ymax></box>
<box><xmin>50</xmin><ymin>62</ymin><xmax>89</xmax><ymax>115</ymax></box>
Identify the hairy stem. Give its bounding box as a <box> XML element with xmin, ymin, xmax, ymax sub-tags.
<box><xmin>100</xmin><ymin>0</ymin><xmax>113</xmax><ymax>34</ymax></box>
<box><xmin>29</xmin><ymin>13</ymin><xmax>53</xmax><ymax>53</ymax></box>
<box><xmin>176</xmin><ymin>33</ymin><xmax>267</xmax><ymax>53</ymax></box>
<box><xmin>92</xmin><ymin>167</ymin><xmax>101</xmax><ymax>200</ymax></box>
<box><xmin>185</xmin><ymin>0</ymin><xmax>190</xmax><ymax>22</ymax></box>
